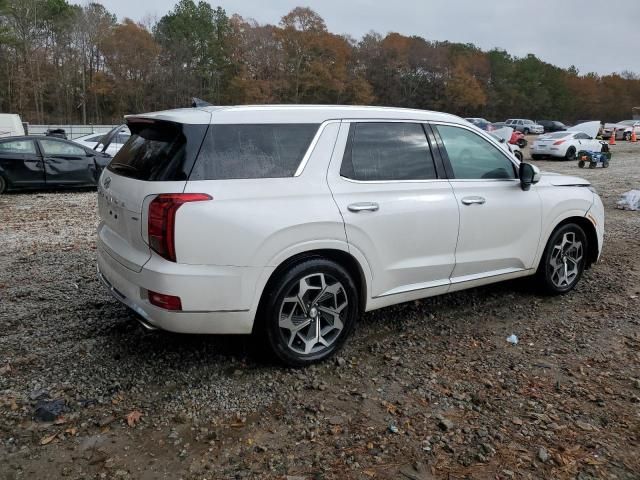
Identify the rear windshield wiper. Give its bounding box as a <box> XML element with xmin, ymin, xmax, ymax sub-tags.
<box><xmin>109</xmin><ymin>163</ymin><xmax>139</xmax><ymax>173</ymax></box>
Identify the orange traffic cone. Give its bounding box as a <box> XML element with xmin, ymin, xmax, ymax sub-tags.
<box><xmin>609</xmin><ymin>129</ymin><xmax>616</xmax><ymax>145</ymax></box>
<box><xmin>631</xmin><ymin>128</ymin><xmax>638</xmax><ymax>143</ymax></box>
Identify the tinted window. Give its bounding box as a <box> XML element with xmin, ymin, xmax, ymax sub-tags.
<box><xmin>40</xmin><ymin>139</ymin><xmax>86</xmax><ymax>156</ymax></box>
<box><xmin>436</xmin><ymin>125</ymin><xmax>516</xmax><ymax>180</ymax></box>
<box><xmin>191</xmin><ymin>124</ymin><xmax>318</xmax><ymax>180</ymax></box>
<box><xmin>0</xmin><ymin>139</ymin><xmax>36</xmax><ymax>154</ymax></box>
<box><xmin>108</xmin><ymin>121</ymin><xmax>207</xmax><ymax>181</ymax></box>
<box><xmin>341</xmin><ymin>123</ymin><xmax>436</xmax><ymax>181</ymax></box>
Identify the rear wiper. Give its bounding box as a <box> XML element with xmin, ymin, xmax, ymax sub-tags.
<box><xmin>110</xmin><ymin>163</ymin><xmax>138</xmax><ymax>173</ymax></box>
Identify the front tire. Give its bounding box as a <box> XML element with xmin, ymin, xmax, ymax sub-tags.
<box><xmin>0</xmin><ymin>176</ymin><xmax>6</xmax><ymax>194</ymax></box>
<box><xmin>536</xmin><ymin>224</ymin><xmax>587</xmax><ymax>295</ymax></box>
<box><xmin>262</xmin><ymin>258</ymin><xmax>359</xmax><ymax>367</ymax></box>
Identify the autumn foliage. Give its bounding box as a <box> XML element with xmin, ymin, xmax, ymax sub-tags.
<box><xmin>0</xmin><ymin>0</ymin><xmax>638</xmax><ymax>124</ymax></box>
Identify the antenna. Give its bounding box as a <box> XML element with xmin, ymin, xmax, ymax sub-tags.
<box><xmin>192</xmin><ymin>97</ymin><xmax>213</xmax><ymax>108</ymax></box>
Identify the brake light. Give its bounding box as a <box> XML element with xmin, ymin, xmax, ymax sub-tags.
<box><xmin>148</xmin><ymin>193</ymin><xmax>212</xmax><ymax>262</ymax></box>
<box><xmin>148</xmin><ymin>290</ymin><xmax>182</xmax><ymax>310</ymax></box>
<box><xmin>553</xmin><ymin>140</ymin><xmax>566</xmax><ymax>145</ymax></box>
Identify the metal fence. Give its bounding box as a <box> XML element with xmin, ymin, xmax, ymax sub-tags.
<box><xmin>26</xmin><ymin>124</ymin><xmax>119</xmax><ymax>139</ymax></box>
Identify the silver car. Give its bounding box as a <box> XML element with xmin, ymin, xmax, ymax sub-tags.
<box><xmin>505</xmin><ymin>119</ymin><xmax>544</xmax><ymax>135</ymax></box>
<box><xmin>602</xmin><ymin>120</ymin><xmax>640</xmax><ymax>141</ymax></box>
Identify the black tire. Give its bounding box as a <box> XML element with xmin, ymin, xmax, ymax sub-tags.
<box><xmin>565</xmin><ymin>147</ymin><xmax>576</xmax><ymax>161</ymax></box>
<box><xmin>0</xmin><ymin>176</ymin><xmax>6</xmax><ymax>194</ymax></box>
<box><xmin>623</xmin><ymin>132</ymin><xmax>631</xmax><ymax>141</ymax></box>
<box><xmin>578</xmin><ymin>160</ymin><xmax>585</xmax><ymax>168</ymax></box>
<box><xmin>514</xmin><ymin>151</ymin><xmax>523</xmax><ymax>161</ymax></box>
<box><xmin>603</xmin><ymin>161</ymin><xmax>609</xmax><ymax>168</ymax></box>
<box><xmin>261</xmin><ymin>258</ymin><xmax>359</xmax><ymax>367</ymax></box>
<box><xmin>536</xmin><ymin>223</ymin><xmax>587</xmax><ymax>295</ymax></box>
<box><xmin>589</xmin><ymin>162</ymin><xmax>596</xmax><ymax>169</ymax></box>
<box><xmin>531</xmin><ymin>154</ymin><xmax>543</xmax><ymax>160</ymax></box>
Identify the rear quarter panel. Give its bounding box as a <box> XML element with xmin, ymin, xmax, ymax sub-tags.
<box><xmin>178</xmin><ymin>122</ymin><xmax>346</xmax><ymax>268</ymax></box>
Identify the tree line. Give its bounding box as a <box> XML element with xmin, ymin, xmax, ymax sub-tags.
<box><xmin>1</xmin><ymin>0</ymin><xmax>638</xmax><ymax>125</ymax></box>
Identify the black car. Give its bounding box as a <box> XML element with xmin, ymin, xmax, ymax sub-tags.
<box><xmin>536</xmin><ymin>120</ymin><xmax>567</xmax><ymax>133</ymax></box>
<box><xmin>0</xmin><ymin>136</ymin><xmax>111</xmax><ymax>194</ymax></box>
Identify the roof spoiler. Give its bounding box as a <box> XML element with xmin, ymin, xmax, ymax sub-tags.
<box><xmin>191</xmin><ymin>97</ymin><xmax>213</xmax><ymax>108</ymax></box>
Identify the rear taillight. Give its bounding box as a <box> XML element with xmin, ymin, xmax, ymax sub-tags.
<box><xmin>553</xmin><ymin>140</ymin><xmax>566</xmax><ymax>145</ymax></box>
<box><xmin>148</xmin><ymin>290</ymin><xmax>182</xmax><ymax>310</ymax></box>
<box><xmin>148</xmin><ymin>193</ymin><xmax>212</xmax><ymax>262</ymax></box>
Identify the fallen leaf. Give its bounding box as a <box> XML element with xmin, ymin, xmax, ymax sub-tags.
<box><xmin>125</xmin><ymin>410</ymin><xmax>143</xmax><ymax>427</ymax></box>
<box><xmin>40</xmin><ymin>433</ymin><xmax>57</xmax><ymax>445</ymax></box>
<box><xmin>53</xmin><ymin>417</ymin><xmax>67</xmax><ymax>425</ymax></box>
<box><xmin>65</xmin><ymin>427</ymin><xmax>77</xmax><ymax>436</ymax></box>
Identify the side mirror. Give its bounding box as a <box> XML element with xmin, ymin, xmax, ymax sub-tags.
<box><xmin>519</xmin><ymin>162</ymin><xmax>541</xmax><ymax>191</ymax></box>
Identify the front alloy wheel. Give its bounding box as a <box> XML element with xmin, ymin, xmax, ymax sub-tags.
<box><xmin>263</xmin><ymin>258</ymin><xmax>358</xmax><ymax>366</ymax></box>
<box><xmin>538</xmin><ymin>224</ymin><xmax>587</xmax><ymax>294</ymax></box>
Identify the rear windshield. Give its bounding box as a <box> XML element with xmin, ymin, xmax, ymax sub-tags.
<box><xmin>189</xmin><ymin>124</ymin><xmax>319</xmax><ymax>180</ymax></box>
<box><xmin>108</xmin><ymin>120</ymin><xmax>207</xmax><ymax>181</ymax></box>
<box><xmin>543</xmin><ymin>132</ymin><xmax>569</xmax><ymax>139</ymax></box>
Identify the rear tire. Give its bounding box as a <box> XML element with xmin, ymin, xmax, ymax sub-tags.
<box><xmin>536</xmin><ymin>223</ymin><xmax>587</xmax><ymax>295</ymax></box>
<box><xmin>0</xmin><ymin>176</ymin><xmax>6</xmax><ymax>194</ymax></box>
<box><xmin>261</xmin><ymin>258</ymin><xmax>359</xmax><ymax>367</ymax></box>
<box><xmin>623</xmin><ymin>132</ymin><xmax>631</xmax><ymax>141</ymax></box>
<box><xmin>578</xmin><ymin>160</ymin><xmax>585</xmax><ymax>168</ymax></box>
<box><xmin>531</xmin><ymin>154</ymin><xmax>543</xmax><ymax>160</ymax></box>
<box><xmin>565</xmin><ymin>147</ymin><xmax>576</xmax><ymax>161</ymax></box>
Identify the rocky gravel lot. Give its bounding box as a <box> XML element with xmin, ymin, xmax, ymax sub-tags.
<box><xmin>1</xmin><ymin>141</ymin><xmax>640</xmax><ymax>480</ymax></box>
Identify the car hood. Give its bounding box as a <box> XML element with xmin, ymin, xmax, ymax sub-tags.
<box><xmin>568</xmin><ymin>121</ymin><xmax>600</xmax><ymax>139</ymax></box>
<box><xmin>540</xmin><ymin>171</ymin><xmax>590</xmax><ymax>187</ymax></box>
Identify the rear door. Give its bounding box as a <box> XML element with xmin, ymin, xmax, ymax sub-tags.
<box><xmin>327</xmin><ymin>121</ymin><xmax>459</xmax><ymax>300</ymax></box>
<box><xmin>97</xmin><ymin>117</ymin><xmax>210</xmax><ymax>272</ymax></box>
<box><xmin>432</xmin><ymin>123</ymin><xmax>542</xmax><ymax>282</ymax></box>
<box><xmin>0</xmin><ymin>138</ymin><xmax>44</xmax><ymax>187</ymax></box>
<box><xmin>39</xmin><ymin>138</ymin><xmax>96</xmax><ymax>185</ymax></box>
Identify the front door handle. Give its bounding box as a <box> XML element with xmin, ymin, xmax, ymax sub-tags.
<box><xmin>461</xmin><ymin>196</ymin><xmax>486</xmax><ymax>206</ymax></box>
<box><xmin>348</xmin><ymin>202</ymin><xmax>379</xmax><ymax>213</ymax></box>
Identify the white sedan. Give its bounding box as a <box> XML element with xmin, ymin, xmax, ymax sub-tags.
<box><xmin>531</xmin><ymin>122</ymin><xmax>604</xmax><ymax>160</ymax></box>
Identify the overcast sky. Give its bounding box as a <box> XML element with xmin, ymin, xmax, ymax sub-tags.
<box><xmin>94</xmin><ymin>0</ymin><xmax>640</xmax><ymax>75</ymax></box>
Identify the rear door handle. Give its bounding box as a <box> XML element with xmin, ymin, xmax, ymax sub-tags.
<box><xmin>461</xmin><ymin>196</ymin><xmax>486</xmax><ymax>206</ymax></box>
<box><xmin>348</xmin><ymin>202</ymin><xmax>379</xmax><ymax>212</ymax></box>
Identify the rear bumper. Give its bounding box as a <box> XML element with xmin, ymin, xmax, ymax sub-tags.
<box><xmin>97</xmin><ymin>244</ymin><xmax>268</xmax><ymax>334</ymax></box>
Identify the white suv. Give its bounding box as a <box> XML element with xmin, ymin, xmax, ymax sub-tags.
<box><xmin>97</xmin><ymin>105</ymin><xmax>604</xmax><ymax>366</ymax></box>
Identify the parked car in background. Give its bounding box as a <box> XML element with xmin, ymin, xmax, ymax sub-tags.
<box><xmin>0</xmin><ymin>114</ymin><xmax>25</xmax><ymax>137</ymax></box>
<box><xmin>510</xmin><ymin>130</ymin><xmax>527</xmax><ymax>148</ymax></box>
<box><xmin>536</xmin><ymin>120</ymin><xmax>567</xmax><ymax>133</ymax></box>
<box><xmin>74</xmin><ymin>125</ymin><xmax>130</xmax><ymax>156</ymax></box>
<box><xmin>492</xmin><ymin>121</ymin><xmax>506</xmax><ymax>129</ymax></box>
<box><xmin>0</xmin><ymin>135</ymin><xmax>111</xmax><ymax>194</ymax></box>
<box><xmin>490</xmin><ymin>128</ymin><xmax>523</xmax><ymax>161</ymax></box>
<box><xmin>530</xmin><ymin>122</ymin><xmax>604</xmax><ymax>160</ymax></box>
<box><xmin>465</xmin><ymin>118</ymin><xmax>494</xmax><ymax>131</ymax></box>
<box><xmin>96</xmin><ymin>105</ymin><xmax>604</xmax><ymax>366</ymax></box>
<box><xmin>602</xmin><ymin>120</ymin><xmax>640</xmax><ymax>141</ymax></box>
<box><xmin>45</xmin><ymin>128</ymin><xmax>67</xmax><ymax>139</ymax></box>
<box><xmin>505</xmin><ymin>119</ymin><xmax>544</xmax><ymax>134</ymax></box>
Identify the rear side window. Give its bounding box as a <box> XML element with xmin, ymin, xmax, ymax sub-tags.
<box><xmin>40</xmin><ymin>139</ymin><xmax>86</xmax><ymax>156</ymax></box>
<box><xmin>340</xmin><ymin>122</ymin><xmax>436</xmax><ymax>181</ymax></box>
<box><xmin>190</xmin><ymin>124</ymin><xmax>319</xmax><ymax>180</ymax></box>
<box><xmin>0</xmin><ymin>139</ymin><xmax>36</xmax><ymax>154</ymax></box>
<box><xmin>108</xmin><ymin>121</ymin><xmax>207</xmax><ymax>181</ymax></box>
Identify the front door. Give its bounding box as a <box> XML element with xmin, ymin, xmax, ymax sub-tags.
<box><xmin>327</xmin><ymin>121</ymin><xmax>459</xmax><ymax>300</ymax></box>
<box><xmin>432</xmin><ymin>123</ymin><xmax>542</xmax><ymax>283</ymax></box>
<box><xmin>39</xmin><ymin>138</ymin><xmax>96</xmax><ymax>186</ymax></box>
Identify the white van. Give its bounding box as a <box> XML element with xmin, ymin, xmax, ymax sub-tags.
<box><xmin>0</xmin><ymin>114</ymin><xmax>25</xmax><ymax>137</ymax></box>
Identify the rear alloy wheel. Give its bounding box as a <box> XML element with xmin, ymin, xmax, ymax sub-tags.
<box><xmin>565</xmin><ymin>147</ymin><xmax>576</xmax><ymax>161</ymax></box>
<box><xmin>263</xmin><ymin>258</ymin><xmax>358</xmax><ymax>366</ymax></box>
<box><xmin>0</xmin><ymin>176</ymin><xmax>6</xmax><ymax>194</ymax></box>
<box><xmin>537</xmin><ymin>224</ymin><xmax>587</xmax><ymax>294</ymax></box>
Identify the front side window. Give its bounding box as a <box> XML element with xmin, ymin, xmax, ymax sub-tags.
<box><xmin>340</xmin><ymin>122</ymin><xmax>436</xmax><ymax>181</ymax></box>
<box><xmin>0</xmin><ymin>140</ymin><xmax>36</xmax><ymax>154</ymax></box>
<box><xmin>191</xmin><ymin>124</ymin><xmax>319</xmax><ymax>180</ymax></box>
<box><xmin>435</xmin><ymin>125</ymin><xmax>516</xmax><ymax>180</ymax></box>
<box><xmin>40</xmin><ymin>139</ymin><xmax>86</xmax><ymax>156</ymax></box>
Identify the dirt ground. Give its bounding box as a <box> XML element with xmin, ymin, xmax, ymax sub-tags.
<box><xmin>1</xmin><ymin>140</ymin><xmax>640</xmax><ymax>480</ymax></box>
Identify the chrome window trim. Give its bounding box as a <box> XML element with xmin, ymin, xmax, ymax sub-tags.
<box><xmin>294</xmin><ymin>120</ymin><xmax>341</xmax><ymax>177</ymax></box>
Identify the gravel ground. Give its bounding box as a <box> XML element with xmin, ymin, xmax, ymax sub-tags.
<box><xmin>1</xmin><ymin>141</ymin><xmax>640</xmax><ymax>480</ymax></box>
